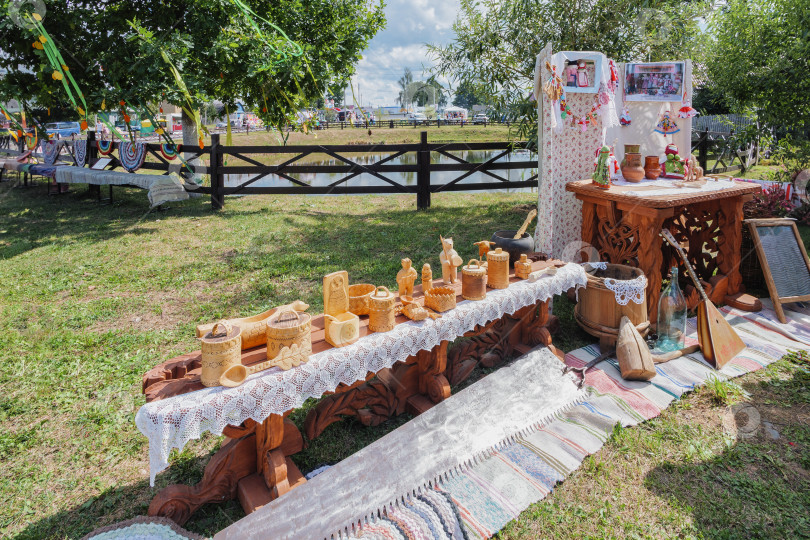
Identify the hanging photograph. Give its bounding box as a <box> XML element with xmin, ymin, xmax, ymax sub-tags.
<box><xmin>624</xmin><ymin>61</ymin><xmax>685</xmax><ymax>102</ymax></box>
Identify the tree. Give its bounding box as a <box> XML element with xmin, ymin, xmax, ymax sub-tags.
<box><xmin>396</xmin><ymin>68</ymin><xmax>414</xmax><ymax>105</ymax></box>
<box><xmin>0</xmin><ymin>0</ymin><xmax>385</xmax><ymax>147</ymax></box>
<box><xmin>396</xmin><ymin>69</ymin><xmax>447</xmax><ymax>107</ymax></box>
<box><xmin>428</xmin><ymin>0</ymin><xmax>709</xmax><ymax>147</ymax></box>
<box><xmin>452</xmin><ymin>80</ymin><xmax>482</xmax><ymax>110</ymax></box>
<box><xmin>702</xmin><ymin>0</ymin><xmax>810</xmax><ymax>135</ymax></box>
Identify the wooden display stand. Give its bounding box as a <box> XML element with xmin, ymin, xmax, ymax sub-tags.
<box><xmin>142</xmin><ymin>259</ymin><xmax>566</xmax><ymax>525</ymax></box>
<box><xmin>566</xmin><ymin>179</ymin><xmax>762</xmax><ymax>325</ymax></box>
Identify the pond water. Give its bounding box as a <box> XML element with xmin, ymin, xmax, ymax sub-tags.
<box><xmin>223</xmin><ymin>149</ymin><xmax>538</xmax><ymax>193</ymax></box>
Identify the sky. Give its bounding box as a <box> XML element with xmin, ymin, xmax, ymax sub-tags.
<box><xmin>348</xmin><ymin>0</ymin><xmax>461</xmax><ymax>107</ymax></box>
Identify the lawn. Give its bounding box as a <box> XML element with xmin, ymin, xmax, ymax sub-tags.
<box><xmin>0</xmin><ymin>179</ymin><xmax>807</xmax><ymax>539</ymax></box>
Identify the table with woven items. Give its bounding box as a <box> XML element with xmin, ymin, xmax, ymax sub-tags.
<box><xmin>136</xmin><ymin>259</ymin><xmax>587</xmax><ymax>526</ymax></box>
<box><xmin>566</xmin><ymin>178</ymin><xmax>761</xmax><ymax>325</ymax></box>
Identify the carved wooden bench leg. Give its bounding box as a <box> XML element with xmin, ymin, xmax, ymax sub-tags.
<box><xmin>148</xmin><ymin>432</ymin><xmax>258</xmax><ymax>526</ymax></box>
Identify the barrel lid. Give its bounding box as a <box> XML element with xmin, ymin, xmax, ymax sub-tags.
<box><xmin>369</xmin><ymin>286</ymin><xmax>395</xmax><ymax>304</ymax></box>
<box><xmin>487</xmin><ymin>247</ymin><xmax>509</xmax><ymax>261</ymax></box>
<box><xmin>268</xmin><ymin>309</ymin><xmax>311</xmax><ymax>329</ymax></box>
<box><xmin>202</xmin><ymin>320</ymin><xmax>241</xmax><ymax>342</ymax></box>
<box><xmin>462</xmin><ymin>259</ymin><xmax>486</xmax><ymax>275</ymax></box>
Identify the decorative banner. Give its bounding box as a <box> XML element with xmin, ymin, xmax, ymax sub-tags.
<box><xmin>119</xmin><ymin>141</ymin><xmax>147</xmax><ymax>172</ymax></box>
<box><xmin>74</xmin><ymin>139</ymin><xmax>87</xmax><ymax>167</ymax></box>
<box><xmin>25</xmin><ymin>129</ymin><xmax>38</xmax><ymax>150</ymax></box>
<box><xmin>42</xmin><ymin>139</ymin><xmax>60</xmax><ymax>164</ymax></box>
<box><xmin>97</xmin><ymin>139</ymin><xmax>114</xmax><ymax>155</ymax></box>
<box><xmin>159</xmin><ymin>143</ymin><xmax>178</xmax><ymax>161</ymax></box>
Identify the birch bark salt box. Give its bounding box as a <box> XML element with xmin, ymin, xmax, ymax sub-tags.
<box><xmin>461</xmin><ymin>259</ymin><xmax>487</xmax><ymax>301</ymax></box>
<box><xmin>266</xmin><ymin>309</ymin><xmax>312</xmax><ymax>370</ymax></box>
<box><xmin>514</xmin><ymin>254</ymin><xmax>533</xmax><ymax>280</ymax></box>
<box><xmin>368</xmin><ymin>286</ymin><xmax>397</xmax><ymax>332</ymax></box>
<box><xmin>486</xmin><ymin>247</ymin><xmax>510</xmax><ymax>289</ymax></box>
<box><xmin>200</xmin><ymin>320</ymin><xmax>242</xmax><ymax>387</ymax></box>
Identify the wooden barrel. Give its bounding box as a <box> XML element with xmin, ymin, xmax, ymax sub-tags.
<box><xmin>486</xmin><ymin>247</ymin><xmax>510</xmax><ymax>289</ymax></box>
<box><xmin>266</xmin><ymin>309</ymin><xmax>312</xmax><ymax>368</ymax></box>
<box><xmin>574</xmin><ymin>263</ymin><xmax>649</xmax><ymax>347</ymax></box>
<box><xmin>461</xmin><ymin>259</ymin><xmax>487</xmax><ymax>301</ymax></box>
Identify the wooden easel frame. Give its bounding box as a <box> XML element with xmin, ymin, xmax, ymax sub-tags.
<box><xmin>746</xmin><ymin>218</ymin><xmax>810</xmax><ymax>323</ymax></box>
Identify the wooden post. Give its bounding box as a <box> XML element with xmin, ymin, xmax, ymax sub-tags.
<box><xmin>210</xmin><ymin>133</ymin><xmax>224</xmax><ymax>210</ymax></box>
<box><xmin>86</xmin><ymin>130</ymin><xmax>100</xmax><ymax>199</ymax></box>
<box><xmin>417</xmin><ymin>131</ymin><xmax>430</xmax><ymax>210</ymax></box>
<box><xmin>698</xmin><ymin>129</ymin><xmax>709</xmax><ymax>171</ymax></box>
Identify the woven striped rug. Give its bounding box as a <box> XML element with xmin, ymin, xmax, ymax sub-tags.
<box><xmin>346</xmin><ymin>302</ymin><xmax>810</xmax><ymax>539</ymax></box>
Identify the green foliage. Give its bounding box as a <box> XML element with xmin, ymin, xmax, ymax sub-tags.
<box><xmin>396</xmin><ymin>68</ymin><xmax>447</xmax><ymax>107</ymax></box>
<box><xmin>703</xmin><ymin>0</ymin><xmax>810</xmax><ymax>135</ymax></box>
<box><xmin>0</xmin><ymin>0</ymin><xmax>385</xmax><ymax>132</ymax></box>
<box><xmin>428</xmin><ymin>0</ymin><xmax>709</xmax><ymax>148</ymax></box>
<box><xmin>704</xmin><ymin>376</ymin><xmax>744</xmax><ymax>406</ymax></box>
<box><xmin>452</xmin><ymin>80</ymin><xmax>485</xmax><ymax>110</ymax></box>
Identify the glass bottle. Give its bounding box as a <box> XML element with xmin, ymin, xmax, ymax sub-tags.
<box><xmin>656</xmin><ymin>266</ymin><xmax>687</xmax><ymax>352</ymax></box>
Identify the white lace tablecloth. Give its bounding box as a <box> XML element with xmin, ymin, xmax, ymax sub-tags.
<box><xmin>135</xmin><ymin>262</ymin><xmax>588</xmax><ymax>484</ymax></box>
<box><xmin>612</xmin><ymin>177</ymin><xmax>739</xmax><ymax>197</ymax></box>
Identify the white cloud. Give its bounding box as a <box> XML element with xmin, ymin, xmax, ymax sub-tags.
<box><xmin>345</xmin><ymin>0</ymin><xmax>461</xmax><ymax>106</ymax></box>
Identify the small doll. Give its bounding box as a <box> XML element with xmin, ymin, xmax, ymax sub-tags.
<box><xmin>592</xmin><ymin>145</ymin><xmax>611</xmax><ymax>189</ymax></box>
<box><xmin>677</xmin><ymin>90</ymin><xmax>698</xmax><ymax>118</ymax></box>
<box><xmin>439</xmin><ymin>236</ymin><xmax>463</xmax><ymax>284</ymax></box>
<box><xmin>565</xmin><ymin>61</ymin><xmax>578</xmax><ymax>87</ymax></box>
<box><xmin>660</xmin><ymin>143</ymin><xmax>687</xmax><ymax>179</ymax></box>
<box><xmin>576</xmin><ymin>60</ymin><xmax>589</xmax><ymax>87</ymax></box>
<box><xmin>654</xmin><ymin>110</ymin><xmax>680</xmax><ymax>135</ymax></box>
<box><xmin>619</xmin><ymin>108</ymin><xmax>632</xmax><ymax>126</ymax></box>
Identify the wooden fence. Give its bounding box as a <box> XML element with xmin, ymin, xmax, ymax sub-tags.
<box><xmin>208</xmin><ymin>132</ymin><xmax>535</xmax><ymax>210</ymax></box>
<box><xmin>691</xmin><ymin>129</ymin><xmax>759</xmax><ymax>175</ymax></box>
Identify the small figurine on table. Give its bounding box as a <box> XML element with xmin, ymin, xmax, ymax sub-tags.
<box><xmin>592</xmin><ymin>145</ymin><xmax>611</xmax><ymax>189</ymax></box>
<box><xmin>565</xmin><ymin>61</ymin><xmax>578</xmax><ymax>87</ymax></box>
<box><xmin>473</xmin><ymin>240</ymin><xmax>496</xmax><ymax>260</ymax></box>
<box><xmin>576</xmin><ymin>60</ymin><xmax>589</xmax><ymax>87</ymax></box>
<box><xmin>396</xmin><ymin>258</ymin><xmax>418</xmax><ymax>297</ymax></box>
<box><xmin>660</xmin><ymin>143</ymin><xmax>687</xmax><ymax>180</ymax></box>
<box><xmin>422</xmin><ymin>263</ymin><xmax>433</xmax><ymax>292</ymax></box>
<box><xmin>439</xmin><ymin>236</ymin><xmax>463</xmax><ymax>284</ymax></box>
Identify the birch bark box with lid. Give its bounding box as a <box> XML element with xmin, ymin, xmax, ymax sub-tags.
<box><xmin>265</xmin><ymin>308</ymin><xmax>312</xmax><ymax>370</ymax></box>
<box><xmin>461</xmin><ymin>259</ymin><xmax>487</xmax><ymax>301</ymax></box>
<box><xmin>486</xmin><ymin>247</ymin><xmax>510</xmax><ymax>289</ymax></box>
<box><xmin>200</xmin><ymin>321</ymin><xmax>242</xmax><ymax>387</ymax></box>
<box><xmin>368</xmin><ymin>286</ymin><xmax>397</xmax><ymax>332</ymax></box>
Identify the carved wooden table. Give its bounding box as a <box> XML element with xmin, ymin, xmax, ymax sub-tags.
<box><xmin>566</xmin><ymin>179</ymin><xmax>762</xmax><ymax>324</ymax></box>
<box><xmin>141</xmin><ymin>258</ymin><xmax>568</xmax><ymax>526</ymax></box>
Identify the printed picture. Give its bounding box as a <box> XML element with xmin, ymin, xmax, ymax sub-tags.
<box><xmin>624</xmin><ymin>62</ymin><xmax>685</xmax><ymax>102</ymax></box>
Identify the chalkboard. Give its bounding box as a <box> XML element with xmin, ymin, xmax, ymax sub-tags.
<box><xmin>747</xmin><ymin>218</ymin><xmax>810</xmax><ymax>323</ymax></box>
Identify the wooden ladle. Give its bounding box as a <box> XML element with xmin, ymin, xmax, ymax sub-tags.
<box><xmin>219</xmin><ymin>345</ymin><xmax>301</xmax><ymax>387</ymax></box>
<box><xmin>513</xmin><ymin>208</ymin><xmax>537</xmax><ymax>239</ymax></box>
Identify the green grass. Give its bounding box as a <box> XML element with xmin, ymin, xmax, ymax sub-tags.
<box><xmin>1</xmin><ymin>170</ymin><xmax>808</xmax><ymax>539</ymax></box>
<box><xmin>0</xmin><ymin>180</ymin><xmax>550</xmax><ymax>538</ymax></box>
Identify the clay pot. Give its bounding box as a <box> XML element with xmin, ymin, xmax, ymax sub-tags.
<box><xmin>621</xmin><ymin>152</ymin><xmax>645</xmax><ymax>182</ymax></box>
<box><xmin>624</xmin><ymin>144</ymin><xmax>641</xmax><ymax>154</ymax></box>
<box><xmin>644</xmin><ymin>156</ymin><xmax>661</xmax><ymax>180</ymax></box>
<box><xmin>490</xmin><ymin>230</ymin><xmax>534</xmax><ymax>263</ymax></box>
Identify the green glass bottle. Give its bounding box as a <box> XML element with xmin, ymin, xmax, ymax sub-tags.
<box><xmin>656</xmin><ymin>266</ymin><xmax>687</xmax><ymax>352</ymax></box>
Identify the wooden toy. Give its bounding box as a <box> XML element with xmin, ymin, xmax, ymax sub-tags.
<box><xmin>348</xmin><ymin>283</ymin><xmax>376</xmax><ymax>316</ymax></box>
<box><xmin>424</xmin><ymin>286</ymin><xmax>457</xmax><ymax>312</ymax></box>
<box><xmin>439</xmin><ymin>236</ymin><xmax>463</xmax><ymax>284</ymax></box>
<box><xmin>323</xmin><ymin>270</ymin><xmax>349</xmax><ymax>317</ymax></box>
<box><xmin>200</xmin><ymin>321</ymin><xmax>242</xmax><ymax>387</ymax></box>
<box><xmin>461</xmin><ymin>259</ymin><xmax>487</xmax><ymax>301</ymax></box>
<box><xmin>266</xmin><ymin>309</ymin><xmax>312</xmax><ymax>369</ymax></box>
<box><xmin>219</xmin><ymin>345</ymin><xmax>319</xmax><ymax>386</ymax></box>
<box><xmin>514</xmin><ymin>254</ymin><xmax>533</xmax><ymax>279</ymax></box>
<box><xmin>528</xmin><ymin>266</ymin><xmax>558</xmax><ymax>282</ymax></box>
<box><xmin>368</xmin><ymin>286</ymin><xmax>397</xmax><ymax>332</ymax></box>
<box><xmin>421</xmin><ymin>263</ymin><xmax>433</xmax><ymax>292</ymax></box>
<box><xmin>396</xmin><ymin>258</ymin><xmax>418</xmax><ymax>297</ymax></box>
<box><xmin>400</xmin><ymin>296</ymin><xmax>428</xmax><ymax>321</ymax></box>
<box><xmin>195</xmin><ymin>301</ymin><xmax>309</xmax><ymax>351</ymax></box>
<box><xmin>486</xmin><ymin>247</ymin><xmax>510</xmax><ymax>289</ymax></box>
<box><xmin>474</xmin><ymin>240</ymin><xmax>496</xmax><ymax>260</ymax></box>
<box><xmin>323</xmin><ymin>312</ymin><xmax>360</xmax><ymax>348</ymax></box>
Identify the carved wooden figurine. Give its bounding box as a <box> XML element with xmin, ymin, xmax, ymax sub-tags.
<box><xmin>323</xmin><ymin>271</ymin><xmax>349</xmax><ymax>317</ymax></box>
<box><xmin>396</xmin><ymin>258</ymin><xmax>418</xmax><ymax>297</ymax></box>
<box><xmin>439</xmin><ymin>236</ymin><xmax>463</xmax><ymax>284</ymax></box>
<box><xmin>474</xmin><ymin>240</ymin><xmax>496</xmax><ymax>260</ymax></box>
<box><xmin>422</xmin><ymin>263</ymin><xmax>433</xmax><ymax>292</ymax></box>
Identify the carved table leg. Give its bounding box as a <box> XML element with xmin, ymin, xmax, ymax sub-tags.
<box><xmin>148</xmin><ymin>431</ymin><xmax>258</xmax><ymax>526</ymax></box>
<box><xmin>627</xmin><ymin>212</ymin><xmax>667</xmax><ymax>327</ymax></box>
